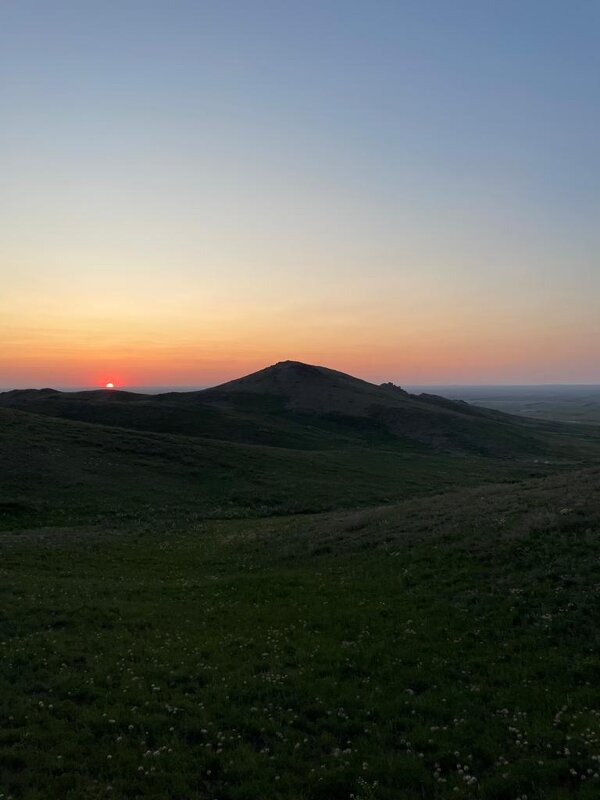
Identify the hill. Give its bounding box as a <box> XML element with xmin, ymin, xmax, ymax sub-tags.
<box><xmin>3</xmin><ymin>360</ymin><xmax>600</xmax><ymax>530</ymax></box>
<box><xmin>0</xmin><ymin>360</ymin><xmax>584</xmax><ymax>457</ymax></box>
<box><xmin>201</xmin><ymin>360</ymin><xmax>403</xmax><ymax>413</ymax></box>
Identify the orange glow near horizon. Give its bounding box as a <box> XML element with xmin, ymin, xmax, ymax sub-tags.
<box><xmin>2</xmin><ymin>312</ymin><xmax>599</xmax><ymax>389</ymax></box>
<box><xmin>3</xmin><ymin>3</ymin><xmax>600</xmax><ymax>391</ymax></box>
<box><xmin>2</xmin><ymin>274</ymin><xmax>599</xmax><ymax>388</ymax></box>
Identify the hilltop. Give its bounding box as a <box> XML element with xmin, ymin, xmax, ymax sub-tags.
<box><xmin>201</xmin><ymin>360</ymin><xmax>401</xmax><ymax>413</ymax></box>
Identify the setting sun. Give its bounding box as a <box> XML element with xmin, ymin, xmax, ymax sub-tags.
<box><xmin>105</xmin><ymin>382</ymin><xmax>114</xmax><ymax>389</ymax></box>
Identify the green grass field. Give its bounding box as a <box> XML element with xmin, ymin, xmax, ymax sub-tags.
<box><xmin>456</xmin><ymin>393</ymin><xmax>600</xmax><ymax>426</ymax></box>
<box><xmin>3</xmin><ymin>367</ymin><xmax>600</xmax><ymax>798</ymax></box>
<box><xmin>2</xmin><ymin>470</ymin><xmax>600</xmax><ymax>799</ymax></box>
<box><xmin>1</xmin><ymin>406</ymin><xmax>576</xmax><ymax>530</ymax></box>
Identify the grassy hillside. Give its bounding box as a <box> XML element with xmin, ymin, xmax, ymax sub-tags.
<box><xmin>3</xmin><ymin>360</ymin><xmax>600</xmax><ymax>530</ymax></box>
<box><xmin>0</xmin><ymin>387</ymin><xmax>371</xmax><ymax>450</ymax></box>
<box><xmin>0</xmin><ymin>407</ymin><xmax>555</xmax><ymax>530</ymax></box>
<box><xmin>0</xmin><ymin>361</ymin><xmax>578</xmax><ymax>457</ymax></box>
<box><xmin>2</xmin><ymin>470</ymin><xmax>600</xmax><ymax>799</ymax></box>
<box><xmin>3</xmin><ymin>362</ymin><xmax>600</xmax><ymax>798</ymax></box>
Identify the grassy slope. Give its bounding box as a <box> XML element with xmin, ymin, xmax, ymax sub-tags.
<box><xmin>0</xmin><ymin>389</ymin><xmax>374</xmax><ymax>449</ymax></box>
<box><xmin>0</xmin><ymin>407</ymin><xmax>555</xmax><ymax>530</ymax></box>
<box><xmin>3</xmin><ymin>367</ymin><xmax>600</xmax><ymax>798</ymax></box>
<box><xmin>2</xmin><ymin>470</ymin><xmax>600</xmax><ymax>799</ymax></box>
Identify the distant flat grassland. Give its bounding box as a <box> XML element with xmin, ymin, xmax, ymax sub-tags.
<box><xmin>455</xmin><ymin>389</ymin><xmax>600</xmax><ymax>426</ymax></box>
<box><xmin>472</xmin><ymin>399</ymin><xmax>600</xmax><ymax>425</ymax></box>
<box><xmin>2</xmin><ymin>471</ymin><xmax>600</xmax><ymax>799</ymax></box>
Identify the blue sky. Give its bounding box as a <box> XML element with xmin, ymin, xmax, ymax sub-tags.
<box><xmin>2</xmin><ymin>1</ymin><xmax>599</xmax><ymax>386</ymax></box>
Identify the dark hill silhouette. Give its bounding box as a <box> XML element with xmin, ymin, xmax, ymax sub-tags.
<box><xmin>3</xmin><ymin>361</ymin><xmax>600</xmax><ymax>527</ymax></box>
<box><xmin>0</xmin><ymin>360</ymin><xmax>574</xmax><ymax>456</ymax></box>
<box><xmin>201</xmin><ymin>360</ymin><xmax>491</xmax><ymax>416</ymax></box>
<box><xmin>201</xmin><ymin>360</ymin><xmax>397</xmax><ymax>414</ymax></box>
<box><xmin>197</xmin><ymin>360</ymin><xmax>545</xmax><ymax>455</ymax></box>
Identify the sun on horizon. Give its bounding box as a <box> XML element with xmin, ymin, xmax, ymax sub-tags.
<box><xmin>105</xmin><ymin>382</ymin><xmax>115</xmax><ymax>389</ymax></box>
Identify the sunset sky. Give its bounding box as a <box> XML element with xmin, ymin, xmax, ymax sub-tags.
<box><xmin>2</xmin><ymin>1</ymin><xmax>599</xmax><ymax>388</ymax></box>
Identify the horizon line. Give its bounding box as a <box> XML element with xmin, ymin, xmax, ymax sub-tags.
<box><xmin>2</xmin><ymin>381</ymin><xmax>600</xmax><ymax>393</ymax></box>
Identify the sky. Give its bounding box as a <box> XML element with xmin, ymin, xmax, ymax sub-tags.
<box><xmin>2</xmin><ymin>0</ymin><xmax>599</xmax><ymax>388</ymax></box>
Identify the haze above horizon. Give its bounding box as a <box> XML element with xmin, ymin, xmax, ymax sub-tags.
<box><xmin>2</xmin><ymin>1</ymin><xmax>599</xmax><ymax>386</ymax></box>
